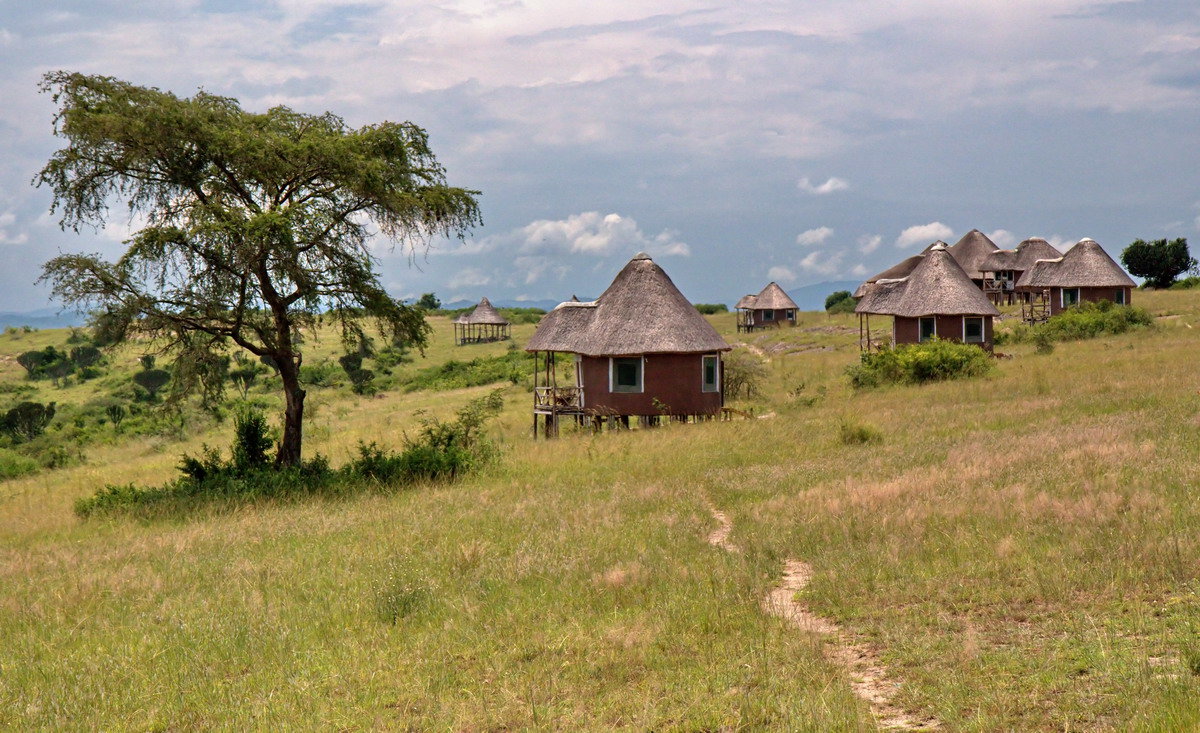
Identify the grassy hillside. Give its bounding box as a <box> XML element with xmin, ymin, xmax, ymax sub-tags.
<box><xmin>2</xmin><ymin>294</ymin><xmax>1199</xmax><ymax>729</ymax></box>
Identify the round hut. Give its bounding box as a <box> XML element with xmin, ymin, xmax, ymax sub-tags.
<box><xmin>740</xmin><ymin>282</ymin><xmax>798</xmax><ymax>331</ymax></box>
<box><xmin>946</xmin><ymin>229</ymin><xmax>1000</xmax><ymax>288</ymax></box>
<box><xmin>979</xmin><ymin>237</ymin><xmax>1063</xmax><ymax>305</ymax></box>
<box><xmin>855</xmin><ymin>243</ymin><xmax>1000</xmax><ymax>350</ymax></box>
<box><xmin>526</xmin><ymin>252</ymin><xmax>731</xmax><ymax>437</ymax></box>
<box><xmin>453</xmin><ymin>297</ymin><xmax>511</xmax><ymax>345</ymax></box>
<box><xmin>735</xmin><ymin>293</ymin><xmax>758</xmax><ymax>333</ymax></box>
<box><xmin>1014</xmin><ymin>238</ymin><xmax>1135</xmax><ymax>319</ymax></box>
<box><xmin>853</xmin><ymin>254</ymin><xmax>927</xmax><ymax>299</ymax></box>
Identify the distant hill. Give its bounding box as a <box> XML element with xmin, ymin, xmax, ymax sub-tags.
<box><xmin>0</xmin><ymin>308</ymin><xmax>88</xmax><ymax>331</ymax></box>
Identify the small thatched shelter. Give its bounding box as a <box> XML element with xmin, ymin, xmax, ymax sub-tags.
<box><xmin>736</xmin><ymin>282</ymin><xmax>798</xmax><ymax>331</ymax></box>
<box><xmin>855</xmin><ymin>243</ymin><xmax>1000</xmax><ymax>350</ymax></box>
<box><xmin>979</xmin><ymin>237</ymin><xmax>1063</xmax><ymax>304</ymax></box>
<box><xmin>453</xmin><ymin>297</ymin><xmax>510</xmax><ymax>345</ymax></box>
<box><xmin>1015</xmin><ymin>238</ymin><xmax>1135</xmax><ymax>317</ymax></box>
<box><xmin>947</xmin><ymin>229</ymin><xmax>1000</xmax><ymax>287</ymax></box>
<box><xmin>526</xmin><ymin>252</ymin><xmax>731</xmax><ymax>437</ymax></box>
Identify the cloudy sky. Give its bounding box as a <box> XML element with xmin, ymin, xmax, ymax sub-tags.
<box><xmin>2</xmin><ymin>1</ymin><xmax>1199</xmax><ymax>310</ymax></box>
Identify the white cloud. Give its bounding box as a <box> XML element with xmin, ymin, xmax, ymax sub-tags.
<box><xmin>896</xmin><ymin>221</ymin><xmax>953</xmax><ymax>249</ymax></box>
<box><xmin>988</xmin><ymin>229</ymin><xmax>1017</xmax><ymax>248</ymax></box>
<box><xmin>767</xmin><ymin>265</ymin><xmax>796</xmax><ymax>283</ymax></box>
<box><xmin>796</xmin><ymin>226</ymin><xmax>833</xmax><ymax>246</ymax></box>
<box><xmin>1045</xmin><ymin>235</ymin><xmax>1077</xmax><ymax>251</ymax></box>
<box><xmin>447</xmin><ymin>267</ymin><xmax>491</xmax><ymax>289</ymax></box>
<box><xmin>797</xmin><ymin>249</ymin><xmax>844</xmax><ymax>276</ymax></box>
<box><xmin>0</xmin><ymin>212</ymin><xmax>27</xmax><ymax>245</ymax></box>
<box><xmin>857</xmin><ymin>234</ymin><xmax>882</xmax><ymax>254</ymax></box>
<box><xmin>851</xmin><ymin>263</ymin><xmax>868</xmax><ymax>277</ymax></box>
<box><xmin>797</xmin><ymin>176</ymin><xmax>849</xmax><ymax>195</ymax></box>
<box><xmin>516</xmin><ymin>211</ymin><xmax>689</xmax><ymax>257</ymax></box>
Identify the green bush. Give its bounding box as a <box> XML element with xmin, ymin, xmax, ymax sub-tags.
<box><xmin>0</xmin><ymin>447</ymin><xmax>39</xmax><ymax>480</ymax></box>
<box><xmin>839</xmin><ymin>419</ymin><xmax>883</xmax><ymax>445</ymax></box>
<box><xmin>723</xmin><ymin>349</ymin><xmax>768</xmax><ymax>400</ymax></box>
<box><xmin>994</xmin><ymin>302</ymin><xmax>1152</xmax><ymax>346</ymax></box>
<box><xmin>402</xmin><ymin>350</ymin><xmax>540</xmax><ymax>392</ymax></box>
<box><xmin>299</xmin><ymin>360</ymin><xmax>342</xmax><ymax>387</ymax></box>
<box><xmin>847</xmin><ymin>338</ymin><xmax>993</xmax><ymax>389</ymax></box>
<box><xmin>1169</xmin><ymin>276</ymin><xmax>1200</xmax><ymax>290</ymax></box>
<box><xmin>825</xmin><ymin>290</ymin><xmax>855</xmax><ymax>314</ymax></box>
<box><xmin>694</xmin><ymin>303</ymin><xmax>729</xmax><ymax>315</ymax></box>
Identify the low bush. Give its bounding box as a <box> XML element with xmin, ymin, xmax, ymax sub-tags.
<box><xmin>847</xmin><ymin>338</ymin><xmax>993</xmax><ymax>389</ymax></box>
<box><xmin>75</xmin><ymin>390</ymin><xmax>506</xmax><ymax>519</ymax></box>
<box><xmin>997</xmin><ymin>302</ymin><xmax>1153</xmax><ymax>346</ymax></box>
<box><xmin>839</xmin><ymin>419</ymin><xmax>883</xmax><ymax>445</ymax></box>
<box><xmin>401</xmin><ymin>350</ymin><xmax>540</xmax><ymax>392</ymax></box>
<box><xmin>0</xmin><ymin>447</ymin><xmax>39</xmax><ymax>480</ymax></box>
<box><xmin>1169</xmin><ymin>276</ymin><xmax>1200</xmax><ymax>290</ymax></box>
<box><xmin>694</xmin><ymin>303</ymin><xmax>729</xmax><ymax>315</ymax></box>
<box><xmin>825</xmin><ymin>290</ymin><xmax>855</xmax><ymax>314</ymax></box>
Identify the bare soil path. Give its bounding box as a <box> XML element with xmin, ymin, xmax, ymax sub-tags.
<box><xmin>706</xmin><ymin>506</ymin><xmax>938</xmax><ymax>731</ymax></box>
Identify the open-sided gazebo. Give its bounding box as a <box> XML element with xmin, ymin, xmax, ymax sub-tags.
<box><xmin>453</xmin><ymin>297</ymin><xmax>510</xmax><ymax>345</ymax></box>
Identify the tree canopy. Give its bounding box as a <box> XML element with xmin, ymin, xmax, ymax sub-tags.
<box><xmin>1121</xmin><ymin>238</ymin><xmax>1195</xmax><ymax>289</ymax></box>
<box><xmin>36</xmin><ymin>72</ymin><xmax>480</xmax><ymax>465</ymax></box>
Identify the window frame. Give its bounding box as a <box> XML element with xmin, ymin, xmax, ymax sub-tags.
<box><xmin>1062</xmin><ymin>288</ymin><xmax>1080</xmax><ymax>308</ymax></box>
<box><xmin>918</xmin><ymin>316</ymin><xmax>936</xmax><ymax>343</ymax></box>
<box><xmin>701</xmin><ymin>354</ymin><xmax>720</xmax><ymax>393</ymax></box>
<box><xmin>963</xmin><ymin>317</ymin><xmax>985</xmax><ymax>344</ymax></box>
<box><xmin>761</xmin><ymin>309</ymin><xmax>774</xmax><ymax>321</ymax></box>
<box><xmin>609</xmin><ymin>356</ymin><xmax>644</xmax><ymax>393</ymax></box>
<box><xmin>785</xmin><ymin>309</ymin><xmax>796</xmax><ymax>322</ymax></box>
<box><xmin>1114</xmin><ymin>288</ymin><xmax>1126</xmax><ymax>305</ymax></box>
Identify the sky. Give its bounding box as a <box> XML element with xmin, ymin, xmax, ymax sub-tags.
<box><xmin>2</xmin><ymin>1</ymin><xmax>1199</xmax><ymax>310</ymax></box>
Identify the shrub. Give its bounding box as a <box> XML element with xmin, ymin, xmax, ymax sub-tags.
<box><xmin>133</xmin><ymin>368</ymin><xmax>171</xmax><ymax>400</ymax></box>
<box><xmin>0</xmin><ymin>447</ymin><xmax>39</xmax><ymax>480</ymax></box>
<box><xmin>1038</xmin><ymin>301</ymin><xmax>1152</xmax><ymax>341</ymax></box>
<box><xmin>402</xmin><ymin>350</ymin><xmax>540</xmax><ymax>392</ymax></box>
<box><xmin>825</xmin><ymin>290</ymin><xmax>855</xmax><ymax>314</ymax></box>
<box><xmin>300</xmin><ymin>360</ymin><xmax>342</xmax><ymax>387</ymax></box>
<box><xmin>15</xmin><ymin>346</ymin><xmax>74</xmax><ymax>381</ymax></box>
<box><xmin>847</xmin><ymin>338</ymin><xmax>993</xmax><ymax>389</ymax></box>
<box><xmin>1169</xmin><ymin>276</ymin><xmax>1200</xmax><ymax>290</ymax></box>
<box><xmin>0</xmin><ymin>402</ymin><xmax>57</xmax><ymax>443</ymax></box>
<box><xmin>498</xmin><ymin>307</ymin><xmax>546</xmax><ymax>324</ymax></box>
<box><xmin>723</xmin><ymin>349</ymin><xmax>768</xmax><ymax>400</ymax></box>
<box><xmin>694</xmin><ymin>303</ymin><xmax>729</xmax><ymax>315</ymax></box>
<box><xmin>839</xmin><ymin>419</ymin><xmax>883</xmax><ymax>445</ymax></box>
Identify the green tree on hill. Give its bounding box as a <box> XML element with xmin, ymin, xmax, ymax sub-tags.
<box><xmin>416</xmin><ymin>292</ymin><xmax>441</xmax><ymax>311</ymax></box>
<box><xmin>1121</xmin><ymin>238</ymin><xmax>1195</xmax><ymax>289</ymax></box>
<box><xmin>36</xmin><ymin>72</ymin><xmax>480</xmax><ymax>466</ymax></box>
<box><xmin>825</xmin><ymin>290</ymin><xmax>855</xmax><ymax>314</ymax></box>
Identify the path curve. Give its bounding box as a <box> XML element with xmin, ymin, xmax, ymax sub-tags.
<box><xmin>707</xmin><ymin>506</ymin><xmax>938</xmax><ymax>731</ymax></box>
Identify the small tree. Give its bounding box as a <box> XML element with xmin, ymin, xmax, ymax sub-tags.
<box><xmin>1121</xmin><ymin>238</ymin><xmax>1195</xmax><ymax>289</ymax></box>
<box><xmin>15</xmin><ymin>350</ymin><xmax>47</xmax><ymax>378</ymax></box>
<box><xmin>133</xmin><ymin>369</ymin><xmax>171</xmax><ymax>401</ymax></box>
<box><xmin>1</xmin><ymin>402</ymin><xmax>56</xmax><ymax>443</ymax></box>
<box><xmin>416</xmin><ymin>292</ymin><xmax>441</xmax><ymax>311</ymax></box>
<box><xmin>37</xmin><ymin>72</ymin><xmax>479</xmax><ymax>466</ymax></box>
<box><xmin>723</xmin><ymin>349</ymin><xmax>768</xmax><ymax>400</ymax></box>
<box><xmin>70</xmin><ymin>345</ymin><xmax>102</xmax><ymax>369</ymax></box>
<box><xmin>105</xmin><ymin>403</ymin><xmax>127</xmax><ymax>431</ymax></box>
<box><xmin>825</xmin><ymin>290</ymin><xmax>855</xmax><ymax>314</ymax></box>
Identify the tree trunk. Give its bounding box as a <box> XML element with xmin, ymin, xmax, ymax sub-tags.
<box><xmin>276</xmin><ymin>360</ymin><xmax>306</xmax><ymax>467</ymax></box>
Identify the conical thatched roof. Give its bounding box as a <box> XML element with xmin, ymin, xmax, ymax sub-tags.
<box><xmin>853</xmin><ymin>254</ymin><xmax>926</xmax><ymax>298</ymax></box>
<box><xmin>735</xmin><ymin>294</ymin><xmax>757</xmax><ymax>309</ymax></box>
<box><xmin>526</xmin><ymin>253</ymin><xmax>731</xmax><ymax>355</ymax></box>
<box><xmin>980</xmin><ymin>237</ymin><xmax>1062</xmax><ymax>274</ymax></box>
<box><xmin>1015</xmin><ymin>238</ymin><xmax>1135</xmax><ymax>289</ymax></box>
<box><xmin>751</xmin><ymin>282</ymin><xmax>798</xmax><ymax>310</ymax></box>
<box><xmin>856</xmin><ymin>244</ymin><xmax>999</xmax><ymax>317</ymax></box>
<box><xmin>947</xmin><ymin>229</ymin><xmax>1000</xmax><ymax>279</ymax></box>
<box><xmin>454</xmin><ymin>297</ymin><xmax>509</xmax><ymax>325</ymax></box>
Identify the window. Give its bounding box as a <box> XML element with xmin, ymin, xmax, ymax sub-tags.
<box><xmin>918</xmin><ymin>317</ymin><xmax>936</xmax><ymax>342</ymax></box>
<box><xmin>702</xmin><ymin>355</ymin><xmax>719</xmax><ymax>393</ymax></box>
<box><xmin>610</xmin><ymin>357</ymin><xmax>643</xmax><ymax>393</ymax></box>
<box><xmin>1115</xmin><ymin>289</ymin><xmax>1126</xmax><ymax>305</ymax></box>
<box><xmin>1062</xmin><ymin>288</ymin><xmax>1080</xmax><ymax>308</ymax></box>
<box><xmin>786</xmin><ymin>309</ymin><xmax>796</xmax><ymax>321</ymax></box>
<box><xmin>963</xmin><ymin>317</ymin><xmax>984</xmax><ymax>343</ymax></box>
<box><xmin>762</xmin><ymin>309</ymin><xmax>774</xmax><ymax>321</ymax></box>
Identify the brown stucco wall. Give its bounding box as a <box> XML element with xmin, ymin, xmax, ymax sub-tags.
<box><xmin>750</xmin><ymin>308</ymin><xmax>796</xmax><ymax>327</ymax></box>
<box><xmin>580</xmin><ymin>353</ymin><xmax>723</xmax><ymax>416</ymax></box>
<box><xmin>892</xmin><ymin>315</ymin><xmax>993</xmax><ymax>349</ymax></box>
<box><xmin>1047</xmin><ymin>287</ymin><xmax>1132</xmax><ymax>316</ymax></box>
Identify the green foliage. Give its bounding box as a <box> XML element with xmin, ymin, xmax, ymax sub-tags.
<box><xmin>998</xmin><ymin>302</ymin><xmax>1154</xmax><ymax>347</ymax></box>
<box><xmin>1170</xmin><ymin>276</ymin><xmax>1200</xmax><ymax>290</ymax></box>
<box><xmin>105</xmin><ymin>403</ymin><xmax>127</xmax><ymax>430</ymax></box>
<box><xmin>1121</xmin><ymin>238</ymin><xmax>1195</xmax><ymax>289</ymax></box>
<box><xmin>133</xmin><ymin>368</ymin><xmax>171</xmax><ymax>400</ymax></box>
<box><xmin>847</xmin><ymin>338</ymin><xmax>994</xmax><ymax>389</ymax></box>
<box><xmin>231</xmin><ymin>408</ymin><xmax>273</xmax><ymax>472</ymax></box>
<box><xmin>16</xmin><ymin>346</ymin><xmax>74</xmax><ymax>381</ymax></box>
<box><xmin>138</xmin><ymin>355</ymin><xmax>155</xmax><ymax>370</ymax></box>
<box><xmin>36</xmin><ymin>71</ymin><xmax>479</xmax><ymax>465</ymax></box>
<box><xmin>69</xmin><ymin>345</ymin><xmax>102</xmax><ymax>368</ymax></box>
<box><xmin>299</xmin><ymin>360</ymin><xmax>342</xmax><ymax>387</ymax></box>
<box><xmin>839</xmin><ymin>419</ymin><xmax>883</xmax><ymax>445</ymax></box>
<box><xmin>402</xmin><ymin>350</ymin><xmax>536</xmax><ymax>392</ymax></box>
<box><xmin>0</xmin><ymin>447</ymin><xmax>40</xmax><ymax>480</ymax></box>
<box><xmin>0</xmin><ymin>402</ymin><xmax>57</xmax><ymax>443</ymax></box>
<box><xmin>497</xmin><ymin>307</ymin><xmax>545</xmax><ymax>325</ymax></box>
<box><xmin>694</xmin><ymin>303</ymin><xmax>729</xmax><ymax>315</ymax></box>
<box><xmin>416</xmin><ymin>292</ymin><xmax>441</xmax><ymax>310</ymax></box>
<box><xmin>825</xmin><ymin>290</ymin><xmax>855</xmax><ymax>313</ymax></box>
<box><xmin>722</xmin><ymin>350</ymin><xmax>767</xmax><ymax>400</ymax></box>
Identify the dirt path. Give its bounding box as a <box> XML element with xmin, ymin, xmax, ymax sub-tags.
<box><xmin>707</xmin><ymin>507</ymin><xmax>938</xmax><ymax>731</ymax></box>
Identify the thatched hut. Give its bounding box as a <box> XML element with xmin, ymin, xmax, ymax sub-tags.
<box><xmin>736</xmin><ymin>282</ymin><xmax>798</xmax><ymax>332</ymax></box>
<box><xmin>979</xmin><ymin>237</ymin><xmax>1063</xmax><ymax>304</ymax></box>
<box><xmin>947</xmin><ymin>229</ymin><xmax>1000</xmax><ymax>288</ymax></box>
<box><xmin>853</xmin><ymin>254</ymin><xmax>926</xmax><ymax>299</ymax></box>
<box><xmin>453</xmin><ymin>297</ymin><xmax>510</xmax><ymax>345</ymax></box>
<box><xmin>855</xmin><ymin>243</ymin><xmax>1000</xmax><ymax>350</ymax></box>
<box><xmin>526</xmin><ymin>252</ymin><xmax>731</xmax><ymax>437</ymax></box>
<box><xmin>1015</xmin><ymin>238</ymin><xmax>1135</xmax><ymax>319</ymax></box>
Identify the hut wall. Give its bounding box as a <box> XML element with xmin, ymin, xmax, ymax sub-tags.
<box><xmin>579</xmin><ymin>353</ymin><xmax>723</xmax><ymax>416</ymax></box>
<box><xmin>1047</xmin><ymin>286</ymin><xmax>1132</xmax><ymax>316</ymax></box>
<box><xmin>892</xmin><ymin>315</ymin><xmax>993</xmax><ymax>348</ymax></box>
<box><xmin>751</xmin><ymin>308</ymin><xmax>796</xmax><ymax>327</ymax></box>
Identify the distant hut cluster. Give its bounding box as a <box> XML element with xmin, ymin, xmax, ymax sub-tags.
<box><xmin>453</xmin><ymin>297</ymin><xmax>510</xmax><ymax>345</ymax></box>
<box><xmin>736</xmin><ymin>282</ymin><xmax>799</xmax><ymax>332</ymax></box>
<box><xmin>854</xmin><ymin>229</ymin><xmax>1136</xmax><ymax>349</ymax></box>
<box><xmin>525</xmin><ymin>253</ymin><xmax>730</xmax><ymax>438</ymax></box>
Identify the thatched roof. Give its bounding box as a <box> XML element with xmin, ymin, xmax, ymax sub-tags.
<box><xmin>853</xmin><ymin>255</ymin><xmax>925</xmax><ymax>298</ymax></box>
<box><xmin>947</xmin><ymin>229</ymin><xmax>1000</xmax><ymax>279</ymax></box>
<box><xmin>735</xmin><ymin>294</ymin><xmax>757</xmax><ymax>310</ymax></box>
<box><xmin>1015</xmin><ymin>238</ymin><xmax>1135</xmax><ymax>289</ymax></box>
<box><xmin>856</xmin><ymin>244</ymin><xmax>1000</xmax><ymax>317</ymax></box>
<box><xmin>526</xmin><ymin>253</ymin><xmax>731</xmax><ymax>355</ymax></box>
<box><xmin>980</xmin><ymin>237</ymin><xmax>1062</xmax><ymax>274</ymax></box>
<box><xmin>750</xmin><ymin>282</ymin><xmax>798</xmax><ymax>310</ymax></box>
<box><xmin>454</xmin><ymin>297</ymin><xmax>509</xmax><ymax>325</ymax></box>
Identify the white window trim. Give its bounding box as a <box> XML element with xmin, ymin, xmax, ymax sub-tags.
<box><xmin>786</xmin><ymin>309</ymin><xmax>796</xmax><ymax>321</ymax></box>
<box><xmin>609</xmin><ymin>356</ymin><xmax>644</xmax><ymax>394</ymax></box>
<box><xmin>919</xmin><ymin>316</ymin><xmax>937</xmax><ymax>343</ymax></box>
<box><xmin>962</xmin><ymin>316</ymin><xmax>984</xmax><ymax>344</ymax></box>
<box><xmin>701</xmin><ymin>354</ymin><xmax>720</xmax><ymax>393</ymax></box>
<box><xmin>574</xmin><ymin>354</ymin><xmax>585</xmax><ymax>406</ymax></box>
<box><xmin>1115</xmin><ymin>289</ymin><xmax>1126</xmax><ymax>305</ymax></box>
<box><xmin>1061</xmin><ymin>288</ymin><xmax>1080</xmax><ymax>308</ymax></box>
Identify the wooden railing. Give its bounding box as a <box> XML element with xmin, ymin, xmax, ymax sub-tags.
<box><xmin>533</xmin><ymin>386</ymin><xmax>583</xmax><ymax>409</ymax></box>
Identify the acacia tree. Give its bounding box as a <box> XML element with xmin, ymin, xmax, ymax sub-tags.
<box><xmin>36</xmin><ymin>72</ymin><xmax>480</xmax><ymax>466</ymax></box>
<box><xmin>1121</xmin><ymin>238</ymin><xmax>1195</xmax><ymax>289</ymax></box>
